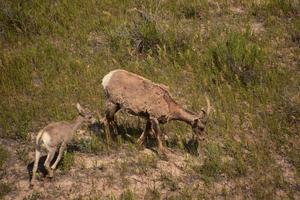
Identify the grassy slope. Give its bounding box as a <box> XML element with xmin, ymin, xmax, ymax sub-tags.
<box><xmin>0</xmin><ymin>0</ymin><xmax>299</xmax><ymax>199</ymax></box>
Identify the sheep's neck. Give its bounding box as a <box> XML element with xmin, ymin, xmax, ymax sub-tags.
<box><xmin>171</xmin><ymin>105</ymin><xmax>198</xmax><ymax>125</ymax></box>
<box><xmin>71</xmin><ymin>115</ymin><xmax>85</xmax><ymax>131</ymax></box>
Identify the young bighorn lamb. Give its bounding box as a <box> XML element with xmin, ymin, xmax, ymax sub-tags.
<box><xmin>30</xmin><ymin>103</ymin><xmax>96</xmax><ymax>186</ymax></box>
<box><xmin>101</xmin><ymin>69</ymin><xmax>211</xmax><ymax>153</ymax></box>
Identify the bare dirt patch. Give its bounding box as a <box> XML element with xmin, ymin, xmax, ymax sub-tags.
<box><xmin>0</xmin><ymin>137</ymin><xmax>204</xmax><ymax>199</ymax></box>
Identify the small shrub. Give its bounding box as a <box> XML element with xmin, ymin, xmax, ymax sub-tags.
<box><xmin>16</xmin><ymin>147</ymin><xmax>29</xmax><ymax>164</ymax></box>
<box><xmin>179</xmin><ymin>0</ymin><xmax>209</xmax><ymax>19</ymax></box>
<box><xmin>144</xmin><ymin>188</ymin><xmax>160</xmax><ymax>200</ymax></box>
<box><xmin>250</xmin><ymin>0</ymin><xmax>299</xmax><ymax>17</ymax></box>
<box><xmin>23</xmin><ymin>192</ymin><xmax>41</xmax><ymax>200</ymax></box>
<box><xmin>76</xmin><ymin>134</ymin><xmax>105</xmax><ymax>153</ymax></box>
<box><xmin>205</xmin><ymin>31</ymin><xmax>264</xmax><ymax>86</ymax></box>
<box><xmin>267</xmin><ymin>0</ymin><xmax>299</xmax><ymax>16</ymax></box>
<box><xmin>223</xmin><ymin>139</ymin><xmax>247</xmax><ymax>177</ymax></box>
<box><xmin>59</xmin><ymin>151</ymin><xmax>74</xmax><ymax>171</ymax></box>
<box><xmin>160</xmin><ymin>173</ymin><xmax>178</xmax><ymax>191</ymax></box>
<box><xmin>198</xmin><ymin>143</ymin><xmax>224</xmax><ymax>180</ymax></box>
<box><xmin>130</xmin><ymin>18</ymin><xmax>161</xmax><ymax>54</ymax></box>
<box><xmin>120</xmin><ymin>189</ymin><xmax>135</xmax><ymax>200</ymax></box>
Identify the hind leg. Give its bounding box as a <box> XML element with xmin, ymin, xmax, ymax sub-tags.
<box><xmin>137</xmin><ymin>120</ymin><xmax>151</xmax><ymax>146</ymax></box>
<box><xmin>30</xmin><ymin>148</ymin><xmax>41</xmax><ymax>185</ymax></box>
<box><xmin>104</xmin><ymin>100</ymin><xmax>120</xmax><ymax>141</ymax></box>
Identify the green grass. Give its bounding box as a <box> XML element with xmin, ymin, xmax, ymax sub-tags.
<box><xmin>0</xmin><ymin>0</ymin><xmax>299</xmax><ymax>198</ymax></box>
<box><xmin>59</xmin><ymin>151</ymin><xmax>74</xmax><ymax>171</ymax></box>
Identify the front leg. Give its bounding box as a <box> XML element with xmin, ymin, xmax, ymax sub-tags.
<box><xmin>51</xmin><ymin>142</ymin><xmax>67</xmax><ymax>170</ymax></box>
<box><xmin>150</xmin><ymin>118</ymin><xmax>166</xmax><ymax>155</ymax></box>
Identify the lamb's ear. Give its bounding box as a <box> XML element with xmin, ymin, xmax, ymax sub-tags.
<box><xmin>76</xmin><ymin>103</ymin><xmax>84</xmax><ymax>114</ymax></box>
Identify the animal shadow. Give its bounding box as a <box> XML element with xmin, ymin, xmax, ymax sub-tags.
<box><xmin>89</xmin><ymin>121</ymin><xmax>145</xmax><ymax>144</ymax></box>
<box><xmin>27</xmin><ymin>153</ymin><xmax>58</xmax><ymax>182</ymax></box>
<box><xmin>183</xmin><ymin>137</ymin><xmax>199</xmax><ymax>156</ymax></box>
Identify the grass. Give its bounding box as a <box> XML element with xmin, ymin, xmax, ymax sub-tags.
<box><xmin>120</xmin><ymin>189</ymin><xmax>135</xmax><ymax>200</ymax></box>
<box><xmin>144</xmin><ymin>188</ymin><xmax>160</xmax><ymax>200</ymax></box>
<box><xmin>0</xmin><ymin>0</ymin><xmax>299</xmax><ymax>198</ymax></box>
<box><xmin>0</xmin><ymin>145</ymin><xmax>9</xmax><ymax>169</ymax></box>
<box><xmin>23</xmin><ymin>192</ymin><xmax>41</xmax><ymax>200</ymax></box>
<box><xmin>59</xmin><ymin>151</ymin><xmax>74</xmax><ymax>171</ymax></box>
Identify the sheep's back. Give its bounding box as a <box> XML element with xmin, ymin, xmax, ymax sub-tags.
<box><xmin>106</xmin><ymin>71</ymin><xmax>171</xmax><ymax>118</ymax></box>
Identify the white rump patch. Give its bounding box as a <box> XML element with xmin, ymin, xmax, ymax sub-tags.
<box><xmin>42</xmin><ymin>132</ymin><xmax>51</xmax><ymax>145</ymax></box>
<box><xmin>102</xmin><ymin>70</ymin><xmax>118</xmax><ymax>89</ymax></box>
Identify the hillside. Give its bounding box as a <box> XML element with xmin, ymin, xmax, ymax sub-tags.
<box><xmin>0</xmin><ymin>0</ymin><xmax>299</xmax><ymax>199</ymax></box>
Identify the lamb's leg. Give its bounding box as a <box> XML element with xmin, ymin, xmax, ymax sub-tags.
<box><xmin>31</xmin><ymin>148</ymin><xmax>41</xmax><ymax>185</ymax></box>
<box><xmin>51</xmin><ymin>142</ymin><xmax>66</xmax><ymax>170</ymax></box>
<box><xmin>137</xmin><ymin>120</ymin><xmax>151</xmax><ymax>145</ymax></box>
<box><xmin>150</xmin><ymin>118</ymin><xmax>166</xmax><ymax>154</ymax></box>
<box><xmin>44</xmin><ymin>148</ymin><xmax>56</xmax><ymax>178</ymax></box>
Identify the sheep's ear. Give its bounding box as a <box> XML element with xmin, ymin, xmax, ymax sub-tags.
<box><xmin>76</xmin><ymin>103</ymin><xmax>84</xmax><ymax>113</ymax></box>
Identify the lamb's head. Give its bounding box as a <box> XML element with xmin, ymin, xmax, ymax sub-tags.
<box><xmin>192</xmin><ymin>96</ymin><xmax>212</xmax><ymax>141</ymax></box>
<box><xmin>76</xmin><ymin>103</ymin><xmax>97</xmax><ymax>124</ymax></box>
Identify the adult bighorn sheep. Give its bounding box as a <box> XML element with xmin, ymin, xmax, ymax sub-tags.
<box><xmin>30</xmin><ymin>103</ymin><xmax>96</xmax><ymax>186</ymax></box>
<box><xmin>101</xmin><ymin>69</ymin><xmax>211</xmax><ymax>153</ymax></box>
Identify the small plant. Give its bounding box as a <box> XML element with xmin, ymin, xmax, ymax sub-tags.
<box><xmin>120</xmin><ymin>189</ymin><xmax>135</xmax><ymax>200</ymax></box>
<box><xmin>23</xmin><ymin>192</ymin><xmax>41</xmax><ymax>200</ymax></box>
<box><xmin>205</xmin><ymin>31</ymin><xmax>264</xmax><ymax>86</ymax></box>
<box><xmin>179</xmin><ymin>0</ymin><xmax>209</xmax><ymax>19</ymax></box>
<box><xmin>192</xmin><ymin>143</ymin><xmax>224</xmax><ymax>182</ymax></box>
<box><xmin>76</xmin><ymin>134</ymin><xmax>105</xmax><ymax>153</ymax></box>
<box><xmin>144</xmin><ymin>187</ymin><xmax>160</xmax><ymax>200</ymax></box>
<box><xmin>267</xmin><ymin>0</ymin><xmax>299</xmax><ymax>16</ymax></box>
<box><xmin>0</xmin><ymin>182</ymin><xmax>11</xmax><ymax>199</ymax></box>
<box><xmin>160</xmin><ymin>172</ymin><xmax>178</xmax><ymax>191</ymax></box>
<box><xmin>59</xmin><ymin>151</ymin><xmax>74</xmax><ymax>171</ymax></box>
<box><xmin>16</xmin><ymin>147</ymin><xmax>29</xmax><ymax>164</ymax></box>
<box><xmin>203</xmin><ymin>143</ymin><xmax>223</xmax><ymax>176</ymax></box>
<box><xmin>250</xmin><ymin>0</ymin><xmax>299</xmax><ymax>17</ymax></box>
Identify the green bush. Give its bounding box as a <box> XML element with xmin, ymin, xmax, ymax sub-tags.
<box><xmin>204</xmin><ymin>31</ymin><xmax>264</xmax><ymax>86</ymax></box>
<box><xmin>59</xmin><ymin>151</ymin><xmax>74</xmax><ymax>171</ymax></box>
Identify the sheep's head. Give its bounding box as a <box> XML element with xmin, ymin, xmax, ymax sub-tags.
<box><xmin>76</xmin><ymin>103</ymin><xmax>97</xmax><ymax>124</ymax></box>
<box><xmin>192</xmin><ymin>96</ymin><xmax>211</xmax><ymax>141</ymax></box>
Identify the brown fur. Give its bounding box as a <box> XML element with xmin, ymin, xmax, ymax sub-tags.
<box><xmin>102</xmin><ymin>69</ymin><xmax>211</xmax><ymax>153</ymax></box>
<box><xmin>30</xmin><ymin>104</ymin><xmax>95</xmax><ymax>186</ymax></box>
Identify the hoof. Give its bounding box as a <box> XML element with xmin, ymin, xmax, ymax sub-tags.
<box><xmin>29</xmin><ymin>180</ymin><xmax>36</xmax><ymax>188</ymax></box>
<box><xmin>137</xmin><ymin>139</ymin><xmax>145</xmax><ymax>146</ymax></box>
<box><xmin>158</xmin><ymin>149</ymin><xmax>169</xmax><ymax>160</ymax></box>
<box><xmin>47</xmin><ymin>170</ymin><xmax>54</xmax><ymax>178</ymax></box>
